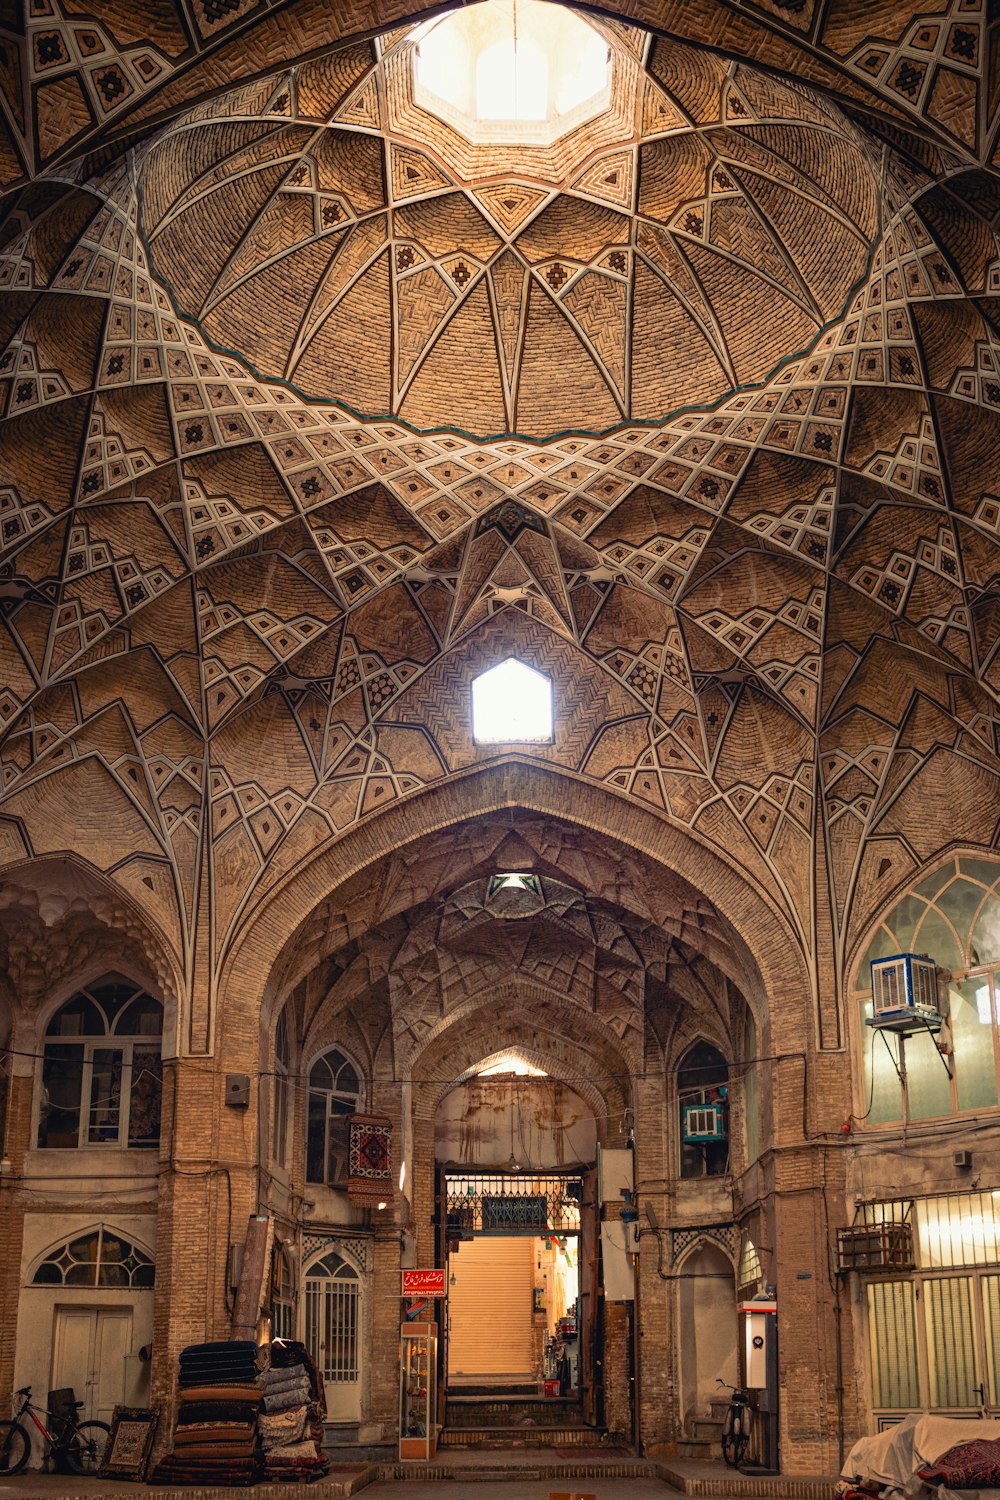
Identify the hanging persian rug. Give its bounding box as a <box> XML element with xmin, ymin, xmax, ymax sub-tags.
<box><xmin>347</xmin><ymin>1114</ymin><xmax>392</xmax><ymax>1205</ymax></box>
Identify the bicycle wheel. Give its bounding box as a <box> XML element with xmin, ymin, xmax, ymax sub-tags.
<box><xmin>0</xmin><ymin>1421</ymin><xmax>30</xmax><ymax>1476</ymax></box>
<box><xmin>721</xmin><ymin>1407</ymin><xmax>749</xmax><ymax>1468</ymax></box>
<box><xmin>65</xmin><ymin>1420</ymin><xmax>110</xmax><ymax>1475</ymax></box>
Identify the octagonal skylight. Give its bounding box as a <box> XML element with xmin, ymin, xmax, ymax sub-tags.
<box><xmin>472</xmin><ymin>658</ymin><xmax>553</xmax><ymax>743</ymax></box>
<box><xmin>413</xmin><ymin>1</ymin><xmax>612</xmax><ymax>146</ymax></box>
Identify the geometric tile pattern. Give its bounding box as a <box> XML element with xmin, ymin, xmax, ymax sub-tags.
<box><xmin>0</xmin><ymin>3</ymin><xmax>999</xmax><ymax>1058</ymax></box>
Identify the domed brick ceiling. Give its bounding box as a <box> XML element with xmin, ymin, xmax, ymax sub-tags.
<box><xmin>0</xmin><ymin>1</ymin><xmax>999</xmax><ymax>1040</ymax></box>
<box><xmin>137</xmin><ymin>20</ymin><xmax>880</xmax><ymax>438</ymax></box>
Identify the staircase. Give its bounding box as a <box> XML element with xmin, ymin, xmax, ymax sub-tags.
<box><xmin>441</xmin><ymin>1393</ymin><xmax>603</xmax><ymax>1448</ymax></box>
<box><xmin>677</xmin><ymin>1396</ymin><xmax>727</xmax><ymax>1460</ymax></box>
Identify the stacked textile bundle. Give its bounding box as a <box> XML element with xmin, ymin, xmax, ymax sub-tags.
<box><xmin>259</xmin><ymin>1338</ymin><xmax>329</xmax><ymax>1482</ymax></box>
<box><xmin>150</xmin><ymin>1339</ymin><xmax>264</xmax><ymax>1488</ymax></box>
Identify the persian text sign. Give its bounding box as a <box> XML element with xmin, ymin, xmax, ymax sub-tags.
<box><xmin>402</xmin><ymin>1268</ymin><xmax>446</xmax><ymax>1298</ymax></box>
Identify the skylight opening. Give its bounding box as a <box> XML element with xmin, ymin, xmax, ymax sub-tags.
<box><xmin>412</xmin><ymin>1</ymin><xmax>612</xmax><ymax>147</ymax></box>
<box><xmin>471</xmin><ymin>658</ymin><xmax>553</xmax><ymax>744</ymax></box>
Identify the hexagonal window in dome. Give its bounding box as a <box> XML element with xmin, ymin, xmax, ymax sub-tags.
<box><xmin>413</xmin><ymin>1</ymin><xmax>612</xmax><ymax>146</ymax></box>
<box><xmin>471</xmin><ymin>658</ymin><xmax>553</xmax><ymax>743</ymax></box>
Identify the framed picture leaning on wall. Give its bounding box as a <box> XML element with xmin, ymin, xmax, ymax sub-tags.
<box><xmin>97</xmin><ymin>1405</ymin><xmax>160</xmax><ymax>1481</ymax></box>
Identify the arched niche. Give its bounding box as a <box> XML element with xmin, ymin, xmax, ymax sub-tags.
<box><xmin>677</xmin><ymin>1239</ymin><xmax>738</xmax><ymax>1432</ymax></box>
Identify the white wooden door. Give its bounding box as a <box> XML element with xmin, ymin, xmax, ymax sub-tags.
<box><xmin>52</xmin><ymin>1307</ymin><xmax>132</xmax><ymax>1423</ymax></box>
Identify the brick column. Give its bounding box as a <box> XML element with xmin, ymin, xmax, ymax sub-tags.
<box><xmin>0</xmin><ymin>1058</ymin><xmax>32</xmax><ymax>1410</ymax></box>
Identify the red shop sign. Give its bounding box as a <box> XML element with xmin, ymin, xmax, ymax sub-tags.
<box><xmin>402</xmin><ymin>1268</ymin><xmax>446</xmax><ymax>1297</ymax></box>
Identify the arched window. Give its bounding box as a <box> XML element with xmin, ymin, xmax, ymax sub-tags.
<box><xmin>306</xmin><ymin>1049</ymin><xmax>360</xmax><ymax>1186</ymax></box>
<box><xmin>33</xmin><ymin>1226</ymin><xmax>154</xmax><ymax>1287</ymax></box>
<box><xmin>38</xmin><ymin>976</ymin><xmax>163</xmax><ymax>1149</ymax></box>
<box><xmin>677</xmin><ymin>1041</ymin><xmax>729</xmax><ymax>1179</ymax></box>
<box><xmin>272</xmin><ymin>1011</ymin><xmax>290</xmax><ymax>1169</ymax></box>
<box><xmin>855</xmin><ymin>855</ymin><xmax>1000</xmax><ymax>1125</ymax></box>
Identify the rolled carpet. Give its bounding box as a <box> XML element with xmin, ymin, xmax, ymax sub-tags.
<box><xmin>172</xmin><ymin>1425</ymin><xmax>256</xmax><ymax>1448</ymax></box>
<box><xmin>259</xmin><ymin>1404</ymin><xmax>307</xmax><ymax>1448</ymax></box>
<box><xmin>266</xmin><ymin>1439</ymin><xmax>323</xmax><ymax>1463</ymax></box>
<box><xmin>263</xmin><ymin>1382</ymin><xmax>312</xmax><ymax>1414</ymax></box>
<box><xmin>176</xmin><ymin>1401</ymin><xmax>261</xmax><ymax>1425</ymax></box>
<box><xmin>178</xmin><ymin>1383</ymin><xmax>262</xmax><ymax>1403</ymax></box>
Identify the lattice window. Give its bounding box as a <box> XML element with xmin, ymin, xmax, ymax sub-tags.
<box><xmin>33</xmin><ymin>1225</ymin><xmax>154</xmax><ymax>1287</ymax></box>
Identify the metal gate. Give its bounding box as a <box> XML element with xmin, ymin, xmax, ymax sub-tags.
<box><xmin>305</xmin><ymin>1250</ymin><xmax>360</xmax><ymax>1384</ymax></box>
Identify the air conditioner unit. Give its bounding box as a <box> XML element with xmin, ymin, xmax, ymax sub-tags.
<box><xmin>836</xmin><ymin>1222</ymin><xmax>914</xmax><ymax>1273</ymax></box>
<box><xmin>868</xmin><ymin>953</ymin><xmax>942</xmax><ymax>1033</ymax></box>
<box><xmin>682</xmin><ymin>1102</ymin><xmax>726</xmax><ymax>1144</ymax></box>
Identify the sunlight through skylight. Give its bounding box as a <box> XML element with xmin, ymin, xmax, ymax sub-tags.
<box><xmin>413</xmin><ymin>1</ymin><xmax>612</xmax><ymax>146</ymax></box>
<box><xmin>472</xmin><ymin>658</ymin><xmax>553</xmax><ymax>744</ymax></box>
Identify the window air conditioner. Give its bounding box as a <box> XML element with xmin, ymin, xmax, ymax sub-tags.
<box><xmin>868</xmin><ymin>954</ymin><xmax>941</xmax><ymax>1033</ymax></box>
<box><xmin>682</xmin><ymin>1102</ymin><xmax>726</xmax><ymax>1143</ymax></box>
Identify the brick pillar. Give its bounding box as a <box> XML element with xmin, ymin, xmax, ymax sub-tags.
<box><xmin>150</xmin><ymin>1057</ymin><xmax>257</xmax><ymax>1449</ymax></box>
<box><xmin>0</xmin><ymin>1059</ymin><xmax>32</xmax><ymax>1408</ymax></box>
<box><xmin>772</xmin><ymin>1152</ymin><xmax>843</xmax><ymax>1475</ymax></box>
<box><xmin>369</xmin><ymin>1077</ymin><xmax>405</xmax><ymax>1438</ymax></box>
<box><xmin>603</xmin><ymin>1302</ymin><xmax>632</xmax><ymax>1441</ymax></box>
<box><xmin>633</xmin><ymin>1071</ymin><xmax>674</xmax><ymax>1451</ymax></box>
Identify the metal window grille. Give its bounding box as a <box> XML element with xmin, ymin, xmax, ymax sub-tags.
<box><xmin>305</xmin><ymin>1262</ymin><xmax>359</xmax><ymax>1383</ymax></box>
<box><xmin>858</xmin><ymin>1193</ymin><xmax>1000</xmax><ymax>1269</ymax></box>
<box><xmin>867</xmin><ymin>1280</ymin><xmax>920</xmax><ymax>1408</ymax></box>
<box><xmin>445</xmin><ymin>1174</ymin><xmax>581</xmax><ymax>1235</ymax></box>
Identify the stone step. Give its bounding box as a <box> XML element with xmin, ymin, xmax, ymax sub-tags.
<box><xmin>692</xmin><ymin>1417</ymin><xmax>724</xmax><ymax>1439</ymax></box>
<box><xmin>440</xmin><ymin>1424</ymin><xmax>606</xmax><ymax>1448</ymax></box>
<box><xmin>446</xmin><ymin>1398</ymin><xmax>582</xmax><ymax>1428</ymax></box>
<box><xmin>679</xmin><ymin>1436</ymin><xmax>723</xmax><ymax>1461</ymax></box>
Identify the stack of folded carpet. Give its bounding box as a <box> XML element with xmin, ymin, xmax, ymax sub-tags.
<box><xmin>259</xmin><ymin>1337</ymin><xmax>329</xmax><ymax>1482</ymax></box>
<box><xmin>150</xmin><ymin>1339</ymin><xmax>264</xmax><ymax>1488</ymax></box>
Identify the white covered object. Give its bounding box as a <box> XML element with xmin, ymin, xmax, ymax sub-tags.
<box><xmin>843</xmin><ymin>1416</ymin><xmax>1000</xmax><ymax>1495</ymax></box>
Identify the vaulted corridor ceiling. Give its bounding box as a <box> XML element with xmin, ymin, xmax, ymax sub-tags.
<box><xmin>0</xmin><ymin>1</ymin><xmax>998</xmax><ymax>1028</ymax></box>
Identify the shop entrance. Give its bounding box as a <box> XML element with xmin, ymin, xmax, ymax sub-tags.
<box><xmin>447</xmin><ymin>1233</ymin><xmax>580</xmax><ymax>1388</ymax></box>
<box><xmin>441</xmin><ymin>1173</ymin><xmax>589</xmax><ymax>1415</ymax></box>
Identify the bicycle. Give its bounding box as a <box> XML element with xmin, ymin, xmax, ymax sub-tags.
<box><xmin>717</xmin><ymin>1377</ymin><xmax>751</xmax><ymax>1468</ymax></box>
<box><xmin>0</xmin><ymin>1385</ymin><xmax>110</xmax><ymax>1476</ymax></box>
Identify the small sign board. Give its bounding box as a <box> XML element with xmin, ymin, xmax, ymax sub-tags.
<box><xmin>402</xmin><ymin>1268</ymin><xmax>446</xmax><ymax>1297</ymax></box>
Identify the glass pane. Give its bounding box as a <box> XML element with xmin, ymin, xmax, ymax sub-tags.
<box><xmin>273</xmin><ymin>1072</ymin><xmax>288</xmax><ymax>1167</ymax></box>
<box><xmin>867</xmin><ymin>1281</ymin><xmax>920</xmax><ymax>1408</ymax></box>
<box><xmin>128</xmin><ymin>1049</ymin><xmax>162</xmax><ymax>1146</ymax></box>
<box><xmin>46</xmin><ymin>995</ymin><xmax>104</xmax><ymax>1037</ymax></box>
<box><xmin>38</xmin><ymin>1044</ymin><xmax>84</xmax><ymax>1147</ymax></box>
<box><xmin>114</xmin><ymin>996</ymin><xmax>162</xmax><ymax>1036</ymax></box>
<box><xmin>971</xmin><ymin>893</ymin><xmax>1000</xmax><ymax>966</ymax></box>
<box><xmin>306</xmin><ymin>1090</ymin><xmax>326</xmax><ymax>1182</ymax></box>
<box><xmin>983</xmin><ymin>1275</ymin><xmax>1000</xmax><ymax>1408</ymax></box>
<box><xmin>888</xmin><ymin>894</ymin><xmax>928</xmax><ymax>951</ymax></box>
<box><xmin>328</xmin><ymin>1105</ymin><xmax>352</xmax><ymax>1186</ymax></box>
<box><xmin>87</xmin><ymin>1048</ymin><xmax>123</xmax><ymax>1143</ymax></box>
<box><xmin>904</xmin><ymin>1029</ymin><xmax>952</xmax><ymax>1120</ymax></box>
<box><xmin>860</xmin><ymin>1002</ymin><xmax>903</xmax><ymax>1123</ymax></box>
<box><xmin>917</xmin><ymin>1194</ymin><xmax>1000</xmax><ymax>1268</ymax></box>
<box><xmin>860</xmin><ymin>926</ymin><xmax>900</xmax><ymax>976</ymax></box>
<box><xmin>911</xmin><ymin>909</ymin><xmax>963</xmax><ymax>972</ymax></box>
<box><xmin>925</xmin><ymin>1277</ymin><xmax>977</xmax><ymax>1407</ymax></box>
<box><xmin>949</xmin><ymin>980</ymin><xmax>998</xmax><ymax>1111</ymax></box>
<box><xmin>937</xmin><ymin>880</ymin><xmax>986</xmax><ymax>950</ymax></box>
